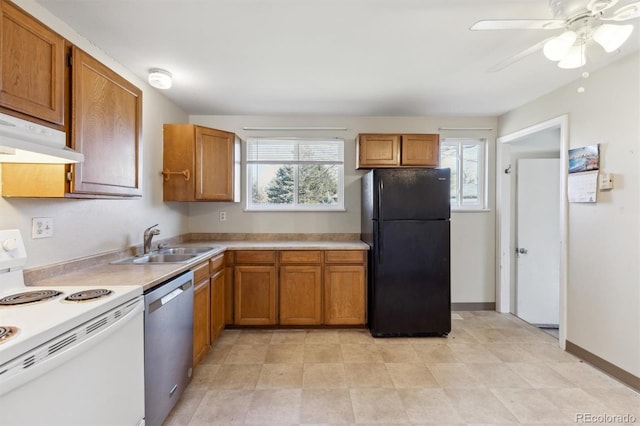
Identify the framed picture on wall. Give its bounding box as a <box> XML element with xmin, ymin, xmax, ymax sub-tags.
<box><xmin>568</xmin><ymin>144</ymin><xmax>599</xmax><ymax>174</ymax></box>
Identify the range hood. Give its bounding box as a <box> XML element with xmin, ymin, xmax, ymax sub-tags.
<box><xmin>0</xmin><ymin>112</ymin><xmax>83</xmax><ymax>164</ymax></box>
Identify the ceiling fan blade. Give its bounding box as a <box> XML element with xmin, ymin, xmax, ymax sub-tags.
<box><xmin>487</xmin><ymin>37</ymin><xmax>555</xmax><ymax>72</ymax></box>
<box><xmin>587</xmin><ymin>0</ymin><xmax>619</xmax><ymax>13</ymax></box>
<box><xmin>470</xmin><ymin>19</ymin><xmax>564</xmax><ymax>30</ymax></box>
<box><xmin>601</xmin><ymin>1</ymin><xmax>640</xmax><ymax>20</ymax></box>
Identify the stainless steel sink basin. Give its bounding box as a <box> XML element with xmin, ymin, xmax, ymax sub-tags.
<box><xmin>111</xmin><ymin>246</ymin><xmax>218</xmax><ymax>264</ymax></box>
<box><xmin>132</xmin><ymin>253</ymin><xmax>197</xmax><ymax>263</ymax></box>
<box><xmin>157</xmin><ymin>246</ymin><xmax>216</xmax><ymax>255</ymax></box>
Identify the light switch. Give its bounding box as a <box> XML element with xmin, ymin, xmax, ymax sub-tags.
<box><xmin>599</xmin><ymin>172</ymin><xmax>614</xmax><ymax>190</ymax></box>
<box><xmin>32</xmin><ymin>217</ymin><xmax>54</xmax><ymax>238</ymax></box>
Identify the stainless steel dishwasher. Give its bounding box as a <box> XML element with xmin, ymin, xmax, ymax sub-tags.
<box><xmin>144</xmin><ymin>270</ymin><xmax>194</xmax><ymax>426</ymax></box>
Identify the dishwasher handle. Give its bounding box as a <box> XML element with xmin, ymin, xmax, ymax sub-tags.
<box><xmin>148</xmin><ymin>281</ymin><xmax>192</xmax><ymax>314</ymax></box>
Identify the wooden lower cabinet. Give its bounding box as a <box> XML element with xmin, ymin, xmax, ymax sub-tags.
<box><xmin>279</xmin><ymin>265</ymin><xmax>322</xmax><ymax>325</ymax></box>
<box><xmin>193</xmin><ymin>254</ymin><xmax>226</xmax><ymax>368</ymax></box>
<box><xmin>224</xmin><ymin>252</ymin><xmax>235</xmax><ymax>325</ymax></box>
<box><xmin>210</xmin><ymin>268</ymin><xmax>225</xmax><ymax>341</ymax></box>
<box><xmin>229</xmin><ymin>249</ymin><xmax>366</xmax><ymax>326</ymax></box>
<box><xmin>209</xmin><ymin>254</ymin><xmax>226</xmax><ymax>342</ymax></box>
<box><xmin>324</xmin><ymin>265</ymin><xmax>366</xmax><ymax>325</ymax></box>
<box><xmin>234</xmin><ymin>265</ymin><xmax>277</xmax><ymax>325</ymax></box>
<box><xmin>193</xmin><ymin>277</ymin><xmax>211</xmax><ymax>367</ymax></box>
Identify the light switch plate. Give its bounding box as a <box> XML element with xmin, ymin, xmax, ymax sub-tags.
<box><xmin>32</xmin><ymin>217</ymin><xmax>54</xmax><ymax>239</ymax></box>
<box><xmin>599</xmin><ymin>172</ymin><xmax>614</xmax><ymax>190</ymax></box>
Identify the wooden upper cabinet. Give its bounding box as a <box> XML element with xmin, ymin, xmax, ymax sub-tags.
<box><xmin>401</xmin><ymin>134</ymin><xmax>439</xmax><ymax>167</ymax></box>
<box><xmin>70</xmin><ymin>47</ymin><xmax>142</xmax><ymax>197</ymax></box>
<box><xmin>357</xmin><ymin>134</ymin><xmax>400</xmax><ymax>168</ymax></box>
<box><xmin>357</xmin><ymin>133</ymin><xmax>439</xmax><ymax>169</ymax></box>
<box><xmin>0</xmin><ymin>0</ymin><xmax>64</xmax><ymax>125</ymax></box>
<box><xmin>1</xmin><ymin>43</ymin><xmax>143</xmax><ymax>199</ymax></box>
<box><xmin>163</xmin><ymin>124</ymin><xmax>239</xmax><ymax>202</ymax></box>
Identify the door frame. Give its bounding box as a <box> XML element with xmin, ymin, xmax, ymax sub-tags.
<box><xmin>496</xmin><ymin>115</ymin><xmax>568</xmax><ymax>348</ymax></box>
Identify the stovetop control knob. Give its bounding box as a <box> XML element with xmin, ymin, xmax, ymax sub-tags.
<box><xmin>2</xmin><ymin>237</ymin><xmax>18</xmax><ymax>252</ymax></box>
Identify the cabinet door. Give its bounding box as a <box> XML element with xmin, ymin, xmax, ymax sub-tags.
<box><xmin>210</xmin><ymin>269</ymin><xmax>225</xmax><ymax>342</ymax></box>
<box><xmin>324</xmin><ymin>265</ymin><xmax>365</xmax><ymax>325</ymax></box>
<box><xmin>234</xmin><ymin>265</ymin><xmax>277</xmax><ymax>325</ymax></box>
<box><xmin>193</xmin><ymin>278</ymin><xmax>211</xmax><ymax>367</ymax></box>
<box><xmin>71</xmin><ymin>47</ymin><xmax>142</xmax><ymax>197</ymax></box>
<box><xmin>357</xmin><ymin>134</ymin><xmax>400</xmax><ymax>168</ymax></box>
<box><xmin>162</xmin><ymin>124</ymin><xmax>197</xmax><ymax>201</ymax></box>
<box><xmin>195</xmin><ymin>126</ymin><xmax>234</xmax><ymax>201</ymax></box>
<box><xmin>401</xmin><ymin>134</ymin><xmax>439</xmax><ymax>167</ymax></box>
<box><xmin>0</xmin><ymin>0</ymin><xmax>64</xmax><ymax>125</ymax></box>
<box><xmin>224</xmin><ymin>252</ymin><xmax>234</xmax><ymax>325</ymax></box>
<box><xmin>279</xmin><ymin>265</ymin><xmax>323</xmax><ymax>325</ymax></box>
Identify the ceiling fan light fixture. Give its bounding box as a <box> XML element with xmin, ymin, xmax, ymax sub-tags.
<box><xmin>557</xmin><ymin>44</ymin><xmax>586</xmax><ymax>69</ymax></box>
<box><xmin>543</xmin><ymin>30</ymin><xmax>578</xmax><ymax>61</ymax></box>
<box><xmin>592</xmin><ymin>23</ymin><xmax>634</xmax><ymax>52</ymax></box>
<box><xmin>148</xmin><ymin>68</ymin><xmax>173</xmax><ymax>89</ymax></box>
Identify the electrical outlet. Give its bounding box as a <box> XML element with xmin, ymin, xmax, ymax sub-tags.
<box><xmin>219</xmin><ymin>211</ymin><xmax>227</xmax><ymax>221</ymax></box>
<box><xmin>32</xmin><ymin>217</ymin><xmax>54</xmax><ymax>239</ymax></box>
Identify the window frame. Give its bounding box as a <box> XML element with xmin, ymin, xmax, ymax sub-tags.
<box><xmin>245</xmin><ymin>137</ymin><xmax>345</xmax><ymax>212</ymax></box>
<box><xmin>440</xmin><ymin>137</ymin><xmax>488</xmax><ymax>211</ymax></box>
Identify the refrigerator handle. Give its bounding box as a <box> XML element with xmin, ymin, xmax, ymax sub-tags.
<box><xmin>378</xmin><ymin>179</ymin><xmax>383</xmax><ymax>264</ymax></box>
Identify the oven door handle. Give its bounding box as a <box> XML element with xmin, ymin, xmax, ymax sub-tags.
<box><xmin>0</xmin><ymin>297</ymin><xmax>144</xmax><ymax>397</ymax></box>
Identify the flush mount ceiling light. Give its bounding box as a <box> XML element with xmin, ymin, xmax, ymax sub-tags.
<box><xmin>148</xmin><ymin>68</ymin><xmax>172</xmax><ymax>89</ymax></box>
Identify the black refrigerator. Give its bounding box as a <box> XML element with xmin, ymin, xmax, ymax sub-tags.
<box><xmin>361</xmin><ymin>168</ymin><xmax>451</xmax><ymax>337</ymax></box>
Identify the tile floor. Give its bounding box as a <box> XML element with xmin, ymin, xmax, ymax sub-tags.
<box><xmin>164</xmin><ymin>311</ymin><xmax>640</xmax><ymax>425</ymax></box>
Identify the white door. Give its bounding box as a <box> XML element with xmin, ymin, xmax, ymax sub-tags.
<box><xmin>516</xmin><ymin>158</ymin><xmax>560</xmax><ymax>326</ymax></box>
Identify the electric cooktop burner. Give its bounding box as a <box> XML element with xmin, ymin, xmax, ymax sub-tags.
<box><xmin>0</xmin><ymin>326</ymin><xmax>19</xmax><ymax>343</ymax></box>
<box><xmin>0</xmin><ymin>290</ymin><xmax>63</xmax><ymax>306</ymax></box>
<box><xmin>64</xmin><ymin>289</ymin><xmax>112</xmax><ymax>302</ymax></box>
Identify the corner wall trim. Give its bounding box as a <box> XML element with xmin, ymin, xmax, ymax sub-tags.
<box><xmin>565</xmin><ymin>340</ymin><xmax>640</xmax><ymax>391</ymax></box>
<box><xmin>451</xmin><ymin>302</ymin><xmax>495</xmax><ymax>311</ymax></box>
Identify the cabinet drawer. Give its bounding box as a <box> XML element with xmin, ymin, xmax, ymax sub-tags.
<box><xmin>324</xmin><ymin>250</ymin><xmax>365</xmax><ymax>264</ymax></box>
<box><xmin>193</xmin><ymin>261</ymin><xmax>210</xmax><ymax>283</ymax></box>
<box><xmin>234</xmin><ymin>250</ymin><xmax>276</xmax><ymax>264</ymax></box>
<box><xmin>280</xmin><ymin>250</ymin><xmax>322</xmax><ymax>264</ymax></box>
<box><xmin>209</xmin><ymin>254</ymin><xmax>224</xmax><ymax>273</ymax></box>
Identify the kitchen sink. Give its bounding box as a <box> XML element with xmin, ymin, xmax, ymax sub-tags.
<box><xmin>157</xmin><ymin>246</ymin><xmax>216</xmax><ymax>255</ymax></box>
<box><xmin>112</xmin><ymin>246</ymin><xmax>219</xmax><ymax>264</ymax></box>
<box><xmin>132</xmin><ymin>253</ymin><xmax>197</xmax><ymax>263</ymax></box>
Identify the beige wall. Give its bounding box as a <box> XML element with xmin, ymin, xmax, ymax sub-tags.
<box><xmin>0</xmin><ymin>0</ymin><xmax>191</xmax><ymax>268</ymax></box>
<box><xmin>499</xmin><ymin>52</ymin><xmax>640</xmax><ymax>377</ymax></box>
<box><xmin>190</xmin><ymin>115</ymin><xmax>498</xmax><ymax>304</ymax></box>
<box><xmin>1</xmin><ymin>1</ymin><xmax>499</xmax><ymax>307</ymax></box>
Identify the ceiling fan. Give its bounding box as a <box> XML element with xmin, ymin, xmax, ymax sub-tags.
<box><xmin>471</xmin><ymin>0</ymin><xmax>640</xmax><ymax>71</ymax></box>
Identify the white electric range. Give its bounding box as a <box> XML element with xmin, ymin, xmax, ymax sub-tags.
<box><xmin>0</xmin><ymin>229</ymin><xmax>145</xmax><ymax>425</ymax></box>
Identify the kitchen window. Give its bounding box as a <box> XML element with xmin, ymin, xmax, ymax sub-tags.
<box><xmin>440</xmin><ymin>138</ymin><xmax>487</xmax><ymax>210</ymax></box>
<box><xmin>246</xmin><ymin>138</ymin><xmax>344</xmax><ymax>211</ymax></box>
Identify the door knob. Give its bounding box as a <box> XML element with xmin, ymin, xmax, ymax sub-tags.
<box><xmin>516</xmin><ymin>247</ymin><xmax>528</xmax><ymax>254</ymax></box>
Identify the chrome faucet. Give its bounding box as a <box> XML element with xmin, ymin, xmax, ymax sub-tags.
<box><xmin>143</xmin><ymin>224</ymin><xmax>160</xmax><ymax>255</ymax></box>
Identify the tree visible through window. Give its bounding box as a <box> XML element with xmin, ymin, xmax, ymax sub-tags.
<box><xmin>247</xmin><ymin>138</ymin><xmax>344</xmax><ymax>211</ymax></box>
<box><xmin>440</xmin><ymin>138</ymin><xmax>487</xmax><ymax>210</ymax></box>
